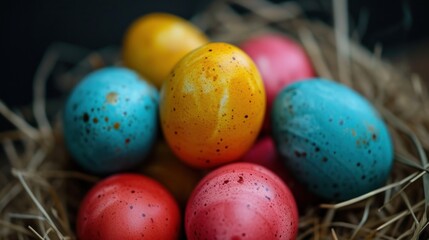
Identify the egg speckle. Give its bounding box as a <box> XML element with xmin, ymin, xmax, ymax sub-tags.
<box><xmin>271</xmin><ymin>79</ymin><xmax>393</xmax><ymax>201</ymax></box>
<box><xmin>63</xmin><ymin>67</ymin><xmax>159</xmax><ymax>173</ymax></box>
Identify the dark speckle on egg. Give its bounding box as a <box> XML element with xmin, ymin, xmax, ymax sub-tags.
<box><xmin>83</xmin><ymin>113</ymin><xmax>89</xmax><ymax>122</ymax></box>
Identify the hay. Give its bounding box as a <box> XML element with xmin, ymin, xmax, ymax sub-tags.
<box><xmin>1</xmin><ymin>0</ymin><xmax>429</xmax><ymax>239</ymax></box>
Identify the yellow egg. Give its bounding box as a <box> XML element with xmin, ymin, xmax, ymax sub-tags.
<box><xmin>160</xmin><ymin>42</ymin><xmax>266</xmax><ymax>168</ymax></box>
<box><xmin>122</xmin><ymin>13</ymin><xmax>209</xmax><ymax>88</ymax></box>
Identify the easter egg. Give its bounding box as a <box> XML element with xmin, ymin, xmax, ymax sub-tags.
<box><xmin>77</xmin><ymin>174</ymin><xmax>180</xmax><ymax>239</ymax></box>
<box><xmin>241</xmin><ymin>136</ymin><xmax>282</xmax><ymax>173</ymax></box>
<box><xmin>271</xmin><ymin>79</ymin><xmax>393</xmax><ymax>201</ymax></box>
<box><xmin>140</xmin><ymin>140</ymin><xmax>204</xmax><ymax>207</ymax></box>
<box><xmin>122</xmin><ymin>12</ymin><xmax>209</xmax><ymax>88</ymax></box>
<box><xmin>240</xmin><ymin>34</ymin><xmax>314</xmax><ymax>131</ymax></box>
<box><xmin>241</xmin><ymin>136</ymin><xmax>315</xmax><ymax>207</ymax></box>
<box><xmin>185</xmin><ymin>162</ymin><xmax>298</xmax><ymax>240</ymax></box>
<box><xmin>159</xmin><ymin>42</ymin><xmax>266</xmax><ymax>168</ymax></box>
<box><xmin>63</xmin><ymin>67</ymin><xmax>159</xmax><ymax>174</ymax></box>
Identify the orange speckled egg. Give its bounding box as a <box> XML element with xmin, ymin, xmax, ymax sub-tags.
<box><xmin>160</xmin><ymin>42</ymin><xmax>266</xmax><ymax>168</ymax></box>
<box><xmin>122</xmin><ymin>13</ymin><xmax>209</xmax><ymax>88</ymax></box>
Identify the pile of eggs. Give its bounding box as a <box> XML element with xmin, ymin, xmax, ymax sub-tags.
<box><xmin>63</xmin><ymin>12</ymin><xmax>394</xmax><ymax>239</ymax></box>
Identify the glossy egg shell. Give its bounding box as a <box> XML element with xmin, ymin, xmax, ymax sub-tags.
<box><xmin>122</xmin><ymin>13</ymin><xmax>209</xmax><ymax>88</ymax></box>
<box><xmin>63</xmin><ymin>67</ymin><xmax>159</xmax><ymax>174</ymax></box>
<box><xmin>160</xmin><ymin>42</ymin><xmax>266</xmax><ymax>168</ymax></box>
<box><xmin>271</xmin><ymin>79</ymin><xmax>393</xmax><ymax>201</ymax></box>
<box><xmin>240</xmin><ymin>34</ymin><xmax>314</xmax><ymax>131</ymax></box>
<box><xmin>77</xmin><ymin>174</ymin><xmax>180</xmax><ymax>239</ymax></box>
<box><xmin>185</xmin><ymin>162</ymin><xmax>298</xmax><ymax>240</ymax></box>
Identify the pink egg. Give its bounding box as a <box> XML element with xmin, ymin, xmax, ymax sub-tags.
<box><xmin>241</xmin><ymin>136</ymin><xmax>287</xmax><ymax>178</ymax></box>
<box><xmin>185</xmin><ymin>162</ymin><xmax>298</xmax><ymax>240</ymax></box>
<box><xmin>240</xmin><ymin>34</ymin><xmax>315</xmax><ymax>130</ymax></box>
<box><xmin>241</xmin><ymin>136</ymin><xmax>316</xmax><ymax>208</ymax></box>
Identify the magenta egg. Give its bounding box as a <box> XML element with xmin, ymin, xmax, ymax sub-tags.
<box><xmin>241</xmin><ymin>136</ymin><xmax>316</xmax><ymax>208</ymax></box>
<box><xmin>185</xmin><ymin>162</ymin><xmax>298</xmax><ymax>240</ymax></box>
<box><xmin>240</xmin><ymin>34</ymin><xmax>315</xmax><ymax>130</ymax></box>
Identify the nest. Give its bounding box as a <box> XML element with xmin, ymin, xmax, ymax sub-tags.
<box><xmin>1</xmin><ymin>0</ymin><xmax>429</xmax><ymax>239</ymax></box>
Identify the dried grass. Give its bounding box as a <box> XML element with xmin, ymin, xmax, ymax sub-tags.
<box><xmin>1</xmin><ymin>0</ymin><xmax>429</xmax><ymax>239</ymax></box>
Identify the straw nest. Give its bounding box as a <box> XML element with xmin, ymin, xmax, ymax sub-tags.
<box><xmin>1</xmin><ymin>0</ymin><xmax>429</xmax><ymax>239</ymax></box>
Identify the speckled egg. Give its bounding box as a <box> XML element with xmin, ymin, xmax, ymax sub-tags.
<box><xmin>185</xmin><ymin>162</ymin><xmax>298</xmax><ymax>240</ymax></box>
<box><xmin>160</xmin><ymin>42</ymin><xmax>266</xmax><ymax>168</ymax></box>
<box><xmin>63</xmin><ymin>67</ymin><xmax>159</xmax><ymax>174</ymax></box>
<box><xmin>77</xmin><ymin>174</ymin><xmax>180</xmax><ymax>239</ymax></box>
<box><xmin>271</xmin><ymin>79</ymin><xmax>393</xmax><ymax>201</ymax></box>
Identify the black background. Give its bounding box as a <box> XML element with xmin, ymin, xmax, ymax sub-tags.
<box><xmin>0</xmin><ymin>0</ymin><xmax>428</xmax><ymax>109</ymax></box>
<box><xmin>0</xmin><ymin>0</ymin><xmax>211</xmax><ymax>107</ymax></box>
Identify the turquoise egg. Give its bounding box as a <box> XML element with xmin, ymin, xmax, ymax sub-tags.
<box><xmin>63</xmin><ymin>67</ymin><xmax>159</xmax><ymax>174</ymax></box>
<box><xmin>271</xmin><ymin>79</ymin><xmax>393</xmax><ymax>201</ymax></box>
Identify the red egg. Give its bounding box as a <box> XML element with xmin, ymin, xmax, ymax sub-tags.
<box><xmin>185</xmin><ymin>162</ymin><xmax>298</xmax><ymax>240</ymax></box>
<box><xmin>77</xmin><ymin>174</ymin><xmax>180</xmax><ymax>240</ymax></box>
<box><xmin>240</xmin><ymin>34</ymin><xmax>315</xmax><ymax>131</ymax></box>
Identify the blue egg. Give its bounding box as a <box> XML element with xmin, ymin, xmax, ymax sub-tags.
<box><xmin>271</xmin><ymin>79</ymin><xmax>393</xmax><ymax>201</ymax></box>
<box><xmin>63</xmin><ymin>67</ymin><xmax>159</xmax><ymax>174</ymax></box>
